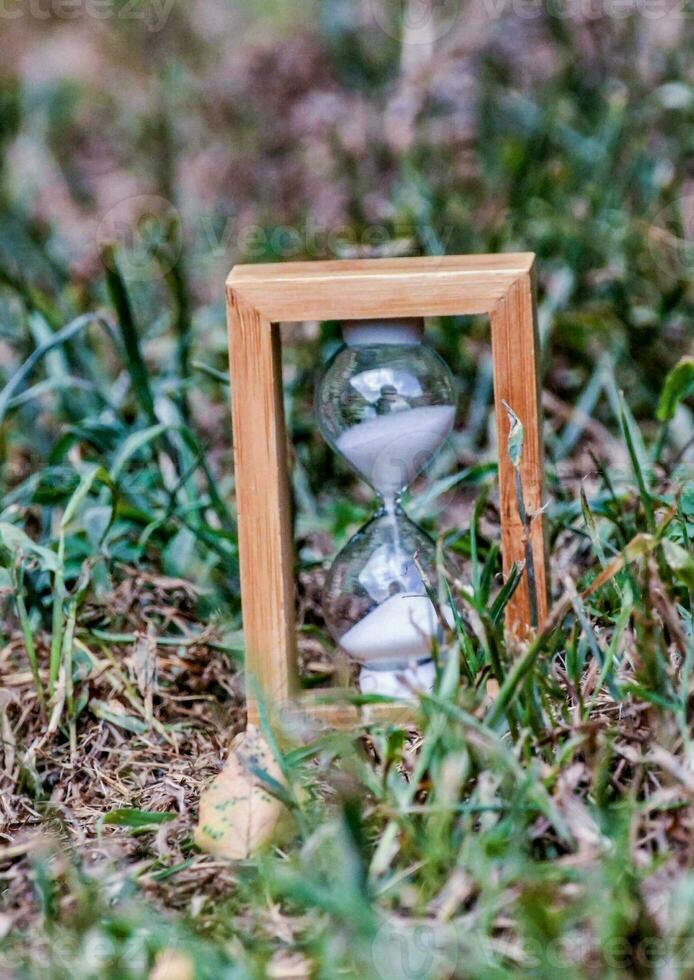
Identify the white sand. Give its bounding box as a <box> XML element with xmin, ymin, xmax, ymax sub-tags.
<box><xmin>359</xmin><ymin>659</ymin><xmax>436</xmax><ymax>698</ymax></box>
<box><xmin>338</xmin><ymin>592</ymin><xmax>445</xmax><ymax>666</ymax></box>
<box><xmin>335</xmin><ymin>404</ymin><xmax>455</xmax><ymax>495</ymax></box>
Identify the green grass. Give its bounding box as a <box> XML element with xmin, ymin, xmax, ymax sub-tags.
<box><xmin>1</xmin><ymin>5</ymin><xmax>694</xmax><ymax>978</ymax></box>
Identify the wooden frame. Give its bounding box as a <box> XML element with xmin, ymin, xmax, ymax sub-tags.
<box><xmin>226</xmin><ymin>254</ymin><xmax>549</xmax><ymax>727</ymax></box>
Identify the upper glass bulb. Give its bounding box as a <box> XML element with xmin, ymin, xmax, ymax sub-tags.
<box><xmin>316</xmin><ymin>319</ymin><xmax>456</xmax><ymax>505</ymax></box>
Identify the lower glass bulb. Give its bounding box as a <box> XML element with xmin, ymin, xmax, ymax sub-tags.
<box><xmin>322</xmin><ymin>508</ymin><xmax>450</xmax><ymax>693</ymax></box>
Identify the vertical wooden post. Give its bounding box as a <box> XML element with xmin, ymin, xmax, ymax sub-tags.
<box><xmin>490</xmin><ymin>268</ymin><xmax>549</xmax><ymax>633</ymax></box>
<box><xmin>226</xmin><ymin>293</ymin><xmax>298</xmax><ymax>723</ymax></box>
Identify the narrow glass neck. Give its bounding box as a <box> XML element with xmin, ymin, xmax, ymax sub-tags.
<box><xmin>376</xmin><ymin>492</ymin><xmax>404</xmax><ymax>517</ymax></box>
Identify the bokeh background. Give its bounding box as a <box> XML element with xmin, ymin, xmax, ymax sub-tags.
<box><xmin>2</xmin><ymin>0</ymin><xmax>693</xmax><ymax>598</ymax></box>
<box><xmin>2</xmin><ymin>2</ymin><xmax>694</xmax><ymax>976</ymax></box>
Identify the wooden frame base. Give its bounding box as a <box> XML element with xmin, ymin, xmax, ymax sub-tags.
<box><xmin>226</xmin><ymin>254</ymin><xmax>549</xmax><ymax>728</ymax></box>
<box><xmin>270</xmin><ymin>689</ymin><xmax>419</xmax><ymax>731</ymax></box>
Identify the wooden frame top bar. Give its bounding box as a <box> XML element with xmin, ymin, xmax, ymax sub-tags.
<box><xmin>228</xmin><ymin>253</ymin><xmax>535</xmax><ymax>281</ymax></box>
<box><xmin>227</xmin><ymin>253</ymin><xmax>536</xmax><ymax>322</ymax></box>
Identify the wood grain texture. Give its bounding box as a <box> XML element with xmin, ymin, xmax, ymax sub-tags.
<box><xmin>490</xmin><ymin>268</ymin><xmax>549</xmax><ymax>632</ymax></box>
<box><xmin>228</xmin><ymin>253</ymin><xmax>535</xmax><ymax>322</ymax></box>
<box><xmin>226</xmin><ymin>294</ymin><xmax>298</xmax><ymax>724</ymax></box>
<box><xmin>226</xmin><ymin>253</ymin><xmax>550</xmax><ymax>727</ymax></box>
<box><xmin>282</xmin><ymin>691</ymin><xmax>417</xmax><ymax>729</ymax></box>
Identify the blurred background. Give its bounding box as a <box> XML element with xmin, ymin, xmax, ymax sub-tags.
<box><xmin>1</xmin><ymin>0</ymin><xmax>693</xmax><ymax>601</ymax></box>
<box><xmin>2</xmin><ymin>4</ymin><xmax>694</xmax><ymax>972</ymax></box>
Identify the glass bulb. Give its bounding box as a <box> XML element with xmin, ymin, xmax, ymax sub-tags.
<box><xmin>317</xmin><ymin>319</ymin><xmax>456</xmax><ymax>505</ymax></box>
<box><xmin>316</xmin><ymin>318</ymin><xmax>457</xmax><ymax>696</ymax></box>
<box><xmin>322</xmin><ymin>505</ymin><xmax>450</xmax><ymax>663</ymax></box>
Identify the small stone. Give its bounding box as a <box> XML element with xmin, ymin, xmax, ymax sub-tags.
<box><xmin>194</xmin><ymin>726</ymin><xmax>287</xmax><ymax>860</ymax></box>
<box><xmin>149</xmin><ymin>949</ymin><xmax>195</xmax><ymax>980</ymax></box>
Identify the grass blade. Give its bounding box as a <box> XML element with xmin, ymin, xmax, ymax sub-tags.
<box><xmin>102</xmin><ymin>244</ymin><xmax>157</xmax><ymax>425</ymax></box>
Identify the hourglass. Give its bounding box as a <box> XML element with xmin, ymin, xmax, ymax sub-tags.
<box><xmin>317</xmin><ymin>318</ymin><xmax>456</xmax><ymax>697</ymax></box>
<box><xmin>226</xmin><ymin>254</ymin><xmax>548</xmax><ymax>727</ymax></box>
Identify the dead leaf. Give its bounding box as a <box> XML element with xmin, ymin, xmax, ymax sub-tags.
<box><xmin>194</xmin><ymin>726</ymin><xmax>287</xmax><ymax>860</ymax></box>
<box><xmin>133</xmin><ymin>625</ymin><xmax>158</xmax><ymax>725</ymax></box>
<box><xmin>486</xmin><ymin>678</ymin><xmax>500</xmax><ymax>700</ymax></box>
<box><xmin>0</xmin><ymin>690</ymin><xmax>16</xmax><ymax>784</ymax></box>
<box><xmin>266</xmin><ymin>951</ymin><xmax>313</xmax><ymax>979</ymax></box>
<box><xmin>149</xmin><ymin>949</ymin><xmax>195</xmax><ymax>980</ymax></box>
